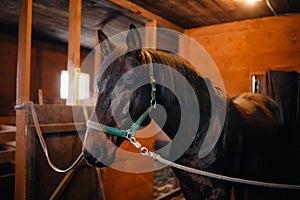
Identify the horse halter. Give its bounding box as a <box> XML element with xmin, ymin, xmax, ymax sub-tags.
<box><xmin>86</xmin><ymin>49</ymin><xmax>157</xmax><ymax>152</ymax></box>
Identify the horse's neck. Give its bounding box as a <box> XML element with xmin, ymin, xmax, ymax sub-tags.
<box><xmin>156</xmin><ymin>75</ymin><xmax>214</xmax><ymax>163</ymax></box>
<box><xmin>149</xmin><ymin>50</ymin><xmax>229</xmax><ymax>165</ymax></box>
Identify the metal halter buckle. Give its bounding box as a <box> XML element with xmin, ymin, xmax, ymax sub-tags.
<box><xmin>140</xmin><ymin>147</ymin><xmax>149</xmax><ymax>156</ymax></box>
<box><xmin>125</xmin><ymin>130</ymin><xmax>133</xmax><ymax>140</ymax></box>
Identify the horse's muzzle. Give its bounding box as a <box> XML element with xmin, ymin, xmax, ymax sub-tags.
<box><xmin>83</xmin><ymin>149</ymin><xmax>107</xmax><ymax>168</ymax></box>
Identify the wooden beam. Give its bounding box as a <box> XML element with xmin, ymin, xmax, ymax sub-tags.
<box><xmin>0</xmin><ymin>125</ymin><xmax>16</xmax><ymax>142</ymax></box>
<box><xmin>0</xmin><ymin>116</ymin><xmax>16</xmax><ymax>125</ymax></box>
<box><xmin>109</xmin><ymin>0</ymin><xmax>184</xmax><ymax>32</ymax></box>
<box><xmin>67</xmin><ymin>0</ymin><xmax>82</xmax><ymax>105</ymax></box>
<box><xmin>144</xmin><ymin>20</ymin><xmax>157</xmax><ymax>48</ymax></box>
<box><xmin>94</xmin><ymin>28</ymin><xmax>102</xmax><ymax>101</ymax></box>
<box><xmin>15</xmin><ymin>0</ymin><xmax>32</xmax><ymax>199</ymax></box>
<box><xmin>28</xmin><ymin>122</ymin><xmax>86</xmax><ymax>134</ymax></box>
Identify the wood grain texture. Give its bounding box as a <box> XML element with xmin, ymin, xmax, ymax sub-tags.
<box><xmin>25</xmin><ymin>105</ymin><xmax>101</xmax><ymax>200</ymax></box>
<box><xmin>67</xmin><ymin>0</ymin><xmax>82</xmax><ymax>105</ymax></box>
<box><xmin>0</xmin><ymin>144</ymin><xmax>15</xmax><ymax>163</ymax></box>
<box><xmin>15</xmin><ymin>0</ymin><xmax>32</xmax><ymax>199</ymax></box>
<box><xmin>184</xmin><ymin>14</ymin><xmax>300</xmax><ymax>97</ymax></box>
<box><xmin>103</xmin><ymin>167</ymin><xmax>153</xmax><ymax>200</ymax></box>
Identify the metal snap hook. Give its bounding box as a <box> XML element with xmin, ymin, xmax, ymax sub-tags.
<box><xmin>150</xmin><ymin>98</ymin><xmax>157</xmax><ymax>109</ymax></box>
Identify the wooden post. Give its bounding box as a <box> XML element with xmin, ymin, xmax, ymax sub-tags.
<box><xmin>144</xmin><ymin>20</ymin><xmax>157</xmax><ymax>48</ymax></box>
<box><xmin>15</xmin><ymin>0</ymin><xmax>32</xmax><ymax>199</ymax></box>
<box><xmin>67</xmin><ymin>0</ymin><xmax>82</xmax><ymax>105</ymax></box>
<box><xmin>93</xmin><ymin>28</ymin><xmax>102</xmax><ymax>102</ymax></box>
<box><xmin>144</xmin><ymin>20</ymin><xmax>157</xmax><ymax>173</ymax></box>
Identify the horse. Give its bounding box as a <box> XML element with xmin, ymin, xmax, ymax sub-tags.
<box><xmin>82</xmin><ymin>24</ymin><xmax>292</xmax><ymax>199</ymax></box>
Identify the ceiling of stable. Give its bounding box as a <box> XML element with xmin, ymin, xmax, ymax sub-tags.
<box><xmin>0</xmin><ymin>0</ymin><xmax>300</xmax><ymax>49</ymax></box>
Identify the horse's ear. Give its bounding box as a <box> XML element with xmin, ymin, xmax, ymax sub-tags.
<box><xmin>97</xmin><ymin>29</ymin><xmax>115</xmax><ymax>57</ymax></box>
<box><xmin>126</xmin><ymin>24</ymin><xmax>142</xmax><ymax>56</ymax></box>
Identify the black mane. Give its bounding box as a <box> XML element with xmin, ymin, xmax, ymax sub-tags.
<box><xmin>146</xmin><ymin>49</ymin><xmax>216</xmax><ymax>114</ymax></box>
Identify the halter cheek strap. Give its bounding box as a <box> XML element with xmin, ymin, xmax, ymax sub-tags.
<box><xmin>86</xmin><ymin>49</ymin><xmax>156</xmax><ymax>140</ymax></box>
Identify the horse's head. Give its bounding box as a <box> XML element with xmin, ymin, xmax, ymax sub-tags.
<box><xmin>83</xmin><ymin>25</ymin><xmax>153</xmax><ymax>167</ymax></box>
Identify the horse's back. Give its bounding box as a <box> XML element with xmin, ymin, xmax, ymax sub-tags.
<box><xmin>232</xmin><ymin>92</ymin><xmax>283</xmax><ymax>132</ymax></box>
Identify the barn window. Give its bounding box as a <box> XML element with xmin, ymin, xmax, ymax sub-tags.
<box><xmin>60</xmin><ymin>70</ymin><xmax>90</xmax><ymax>100</ymax></box>
<box><xmin>247</xmin><ymin>0</ymin><xmax>261</xmax><ymax>4</ymax></box>
<box><xmin>251</xmin><ymin>74</ymin><xmax>264</xmax><ymax>93</ymax></box>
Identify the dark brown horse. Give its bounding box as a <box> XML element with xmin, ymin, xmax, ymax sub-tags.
<box><xmin>82</xmin><ymin>25</ymin><xmax>297</xmax><ymax>199</ymax></box>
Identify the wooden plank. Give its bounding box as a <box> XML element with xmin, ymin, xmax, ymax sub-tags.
<box><xmin>94</xmin><ymin>28</ymin><xmax>102</xmax><ymax>100</ymax></box>
<box><xmin>101</xmin><ymin>126</ymin><xmax>155</xmax><ymax>199</ymax></box>
<box><xmin>102</xmin><ymin>167</ymin><xmax>153</xmax><ymax>183</ymax></box>
<box><xmin>0</xmin><ymin>117</ymin><xmax>16</xmax><ymax>125</ymax></box>
<box><xmin>0</xmin><ymin>53</ymin><xmax>17</xmax><ymax>78</ymax></box>
<box><xmin>106</xmin><ymin>182</ymin><xmax>153</xmax><ymax>200</ymax></box>
<box><xmin>0</xmin><ymin>125</ymin><xmax>16</xmax><ymax>132</ymax></box>
<box><xmin>109</xmin><ymin>0</ymin><xmax>184</xmax><ymax>32</ymax></box>
<box><xmin>0</xmin><ymin>125</ymin><xmax>16</xmax><ymax>143</ymax></box>
<box><xmin>27</xmin><ymin>105</ymin><xmax>89</xmax><ymax>125</ymax></box>
<box><xmin>103</xmin><ymin>169</ymin><xmax>153</xmax><ymax>200</ymax></box>
<box><xmin>30</xmin><ymin>130</ymin><xmax>98</xmax><ymax>199</ymax></box>
<box><xmin>184</xmin><ymin>14</ymin><xmax>300</xmax><ymax>97</ymax></box>
<box><xmin>15</xmin><ymin>0</ymin><xmax>32</xmax><ymax>199</ymax></box>
<box><xmin>186</xmin><ymin>0</ymin><xmax>219</xmax><ymax>25</ymax></box>
<box><xmin>0</xmin><ymin>145</ymin><xmax>15</xmax><ymax>163</ymax></box>
<box><xmin>0</xmin><ymin>173</ymin><xmax>15</xmax><ymax>180</ymax></box>
<box><xmin>26</xmin><ymin>108</ymin><xmax>36</xmax><ymax>200</ymax></box>
<box><xmin>28</xmin><ymin>122</ymin><xmax>86</xmax><ymax>134</ymax></box>
<box><xmin>67</xmin><ymin>0</ymin><xmax>82</xmax><ymax>105</ymax></box>
<box><xmin>0</xmin><ymin>133</ymin><xmax>15</xmax><ymax>143</ymax></box>
<box><xmin>144</xmin><ymin>20</ymin><xmax>157</xmax><ymax>48</ymax></box>
<box><xmin>24</xmin><ymin>104</ymin><xmax>100</xmax><ymax>199</ymax></box>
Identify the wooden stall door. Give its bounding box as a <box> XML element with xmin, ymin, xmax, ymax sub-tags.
<box><xmin>25</xmin><ymin>105</ymin><xmax>102</xmax><ymax>200</ymax></box>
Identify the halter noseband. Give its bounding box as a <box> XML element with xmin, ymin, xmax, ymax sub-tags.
<box><xmin>86</xmin><ymin>50</ymin><xmax>156</xmax><ymax>141</ymax></box>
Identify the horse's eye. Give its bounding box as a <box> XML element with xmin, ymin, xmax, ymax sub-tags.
<box><xmin>126</xmin><ymin>83</ymin><xmax>134</xmax><ymax>89</ymax></box>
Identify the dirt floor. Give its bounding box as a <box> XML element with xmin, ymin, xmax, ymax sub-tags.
<box><xmin>153</xmin><ymin>162</ymin><xmax>185</xmax><ymax>200</ymax></box>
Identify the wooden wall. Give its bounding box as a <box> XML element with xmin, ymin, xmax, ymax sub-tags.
<box><xmin>102</xmin><ymin>136</ymin><xmax>154</xmax><ymax>200</ymax></box>
<box><xmin>0</xmin><ymin>30</ymin><xmax>90</xmax><ymax>116</ymax></box>
<box><xmin>0</xmin><ymin>29</ymin><xmax>155</xmax><ymax>199</ymax></box>
<box><xmin>0</xmin><ymin>31</ymin><xmax>17</xmax><ymax>116</ymax></box>
<box><xmin>183</xmin><ymin>14</ymin><xmax>300</xmax><ymax>97</ymax></box>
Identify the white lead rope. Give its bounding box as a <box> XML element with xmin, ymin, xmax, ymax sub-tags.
<box><xmin>15</xmin><ymin>101</ymin><xmax>83</xmax><ymax>173</ymax></box>
<box><xmin>148</xmin><ymin>152</ymin><xmax>300</xmax><ymax>190</ymax></box>
<box><xmin>129</xmin><ymin>138</ymin><xmax>300</xmax><ymax>190</ymax></box>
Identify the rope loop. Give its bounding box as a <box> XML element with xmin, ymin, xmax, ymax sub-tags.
<box><xmin>15</xmin><ymin>101</ymin><xmax>83</xmax><ymax>173</ymax></box>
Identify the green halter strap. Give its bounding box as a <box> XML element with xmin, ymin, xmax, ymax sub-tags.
<box><xmin>86</xmin><ymin>49</ymin><xmax>156</xmax><ymax>139</ymax></box>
